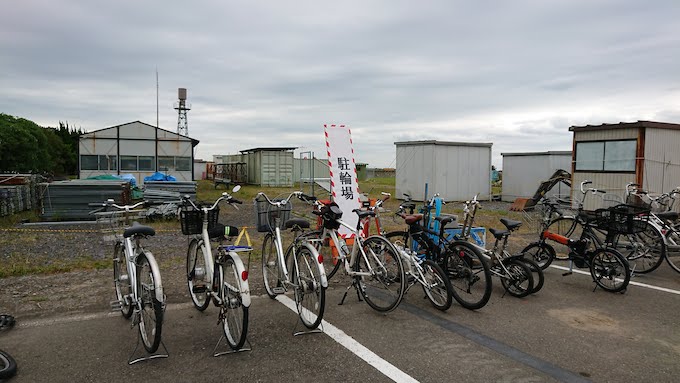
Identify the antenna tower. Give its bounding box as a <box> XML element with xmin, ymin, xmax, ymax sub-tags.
<box><xmin>174</xmin><ymin>88</ymin><xmax>191</xmax><ymax>136</ymax></box>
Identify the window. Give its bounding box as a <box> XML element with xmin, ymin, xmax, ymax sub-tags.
<box><xmin>99</xmin><ymin>155</ymin><xmax>117</xmax><ymax>171</ymax></box>
<box><xmin>158</xmin><ymin>156</ymin><xmax>175</xmax><ymax>171</ymax></box>
<box><xmin>176</xmin><ymin>157</ymin><xmax>191</xmax><ymax>171</ymax></box>
<box><xmin>138</xmin><ymin>156</ymin><xmax>155</xmax><ymax>171</ymax></box>
<box><xmin>120</xmin><ymin>156</ymin><xmax>138</xmax><ymax>171</ymax></box>
<box><xmin>81</xmin><ymin>155</ymin><xmax>117</xmax><ymax>171</ymax></box>
<box><xmin>157</xmin><ymin>156</ymin><xmax>191</xmax><ymax>171</ymax></box>
<box><xmin>575</xmin><ymin>139</ymin><xmax>637</xmax><ymax>172</ymax></box>
<box><xmin>81</xmin><ymin>155</ymin><xmax>99</xmax><ymax>170</ymax></box>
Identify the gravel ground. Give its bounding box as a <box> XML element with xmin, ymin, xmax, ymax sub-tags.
<box><xmin>0</xmin><ymin>200</ymin><xmax>532</xmax><ymax>320</ymax></box>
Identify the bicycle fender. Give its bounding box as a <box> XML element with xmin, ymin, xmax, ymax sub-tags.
<box><xmin>229</xmin><ymin>254</ymin><xmax>252</xmax><ymax>307</ymax></box>
<box><xmin>142</xmin><ymin>250</ymin><xmax>165</xmax><ymax>302</ymax></box>
<box><xmin>302</xmin><ymin>242</ymin><xmax>328</xmax><ymax>288</ymax></box>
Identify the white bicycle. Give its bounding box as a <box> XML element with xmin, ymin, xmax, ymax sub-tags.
<box><xmin>95</xmin><ymin>200</ymin><xmax>165</xmax><ymax>359</ymax></box>
<box><xmin>181</xmin><ymin>186</ymin><xmax>252</xmax><ymax>351</ymax></box>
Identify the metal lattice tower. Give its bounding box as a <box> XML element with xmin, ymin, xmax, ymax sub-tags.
<box><xmin>174</xmin><ymin>88</ymin><xmax>191</xmax><ymax>136</ymax></box>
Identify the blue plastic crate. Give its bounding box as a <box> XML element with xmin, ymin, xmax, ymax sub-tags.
<box><xmin>442</xmin><ymin>227</ymin><xmax>486</xmax><ymax>248</ymax></box>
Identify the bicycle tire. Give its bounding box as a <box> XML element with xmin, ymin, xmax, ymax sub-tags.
<box><xmin>288</xmin><ymin>243</ymin><xmax>326</xmax><ymax>329</ymax></box>
<box><xmin>354</xmin><ymin>236</ymin><xmax>406</xmax><ymax>313</ymax></box>
<box><xmin>262</xmin><ymin>233</ymin><xmax>282</xmax><ymax>299</ymax></box>
<box><xmin>521</xmin><ymin>242</ymin><xmax>556</xmax><ymax>270</ymax></box>
<box><xmin>500</xmin><ymin>258</ymin><xmax>534</xmax><ymax>298</ymax></box>
<box><xmin>303</xmin><ymin>230</ymin><xmax>342</xmax><ymax>281</ymax></box>
<box><xmin>589</xmin><ymin>248</ymin><xmax>630</xmax><ymax>293</ymax></box>
<box><xmin>546</xmin><ymin>217</ymin><xmax>583</xmax><ymax>260</ymax></box>
<box><xmin>664</xmin><ymin>227</ymin><xmax>680</xmax><ymax>273</ymax></box>
<box><xmin>420</xmin><ymin>259</ymin><xmax>453</xmax><ymax>311</ymax></box>
<box><xmin>113</xmin><ymin>242</ymin><xmax>134</xmax><ymax>318</ymax></box>
<box><xmin>444</xmin><ymin>241</ymin><xmax>492</xmax><ymax>310</ymax></box>
<box><xmin>520</xmin><ymin>257</ymin><xmax>544</xmax><ymax>294</ymax></box>
<box><xmin>218</xmin><ymin>257</ymin><xmax>249</xmax><ymax>350</ymax></box>
<box><xmin>136</xmin><ymin>252</ymin><xmax>164</xmax><ymax>353</ymax></box>
<box><xmin>0</xmin><ymin>349</ymin><xmax>17</xmax><ymax>380</ymax></box>
<box><xmin>610</xmin><ymin>221</ymin><xmax>665</xmax><ymax>274</ymax></box>
<box><xmin>186</xmin><ymin>239</ymin><xmax>210</xmax><ymax>311</ymax></box>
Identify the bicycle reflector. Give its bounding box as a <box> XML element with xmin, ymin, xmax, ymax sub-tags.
<box><xmin>318</xmin><ymin>254</ymin><xmax>324</xmax><ymax>264</ymax></box>
<box><xmin>241</xmin><ymin>271</ymin><xmax>248</xmax><ymax>281</ymax></box>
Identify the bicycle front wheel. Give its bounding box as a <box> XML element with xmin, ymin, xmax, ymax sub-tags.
<box><xmin>610</xmin><ymin>221</ymin><xmax>665</xmax><ymax>274</ymax></box>
<box><xmin>521</xmin><ymin>242</ymin><xmax>555</xmax><ymax>270</ymax></box>
<box><xmin>0</xmin><ymin>349</ymin><xmax>17</xmax><ymax>380</ymax></box>
<box><xmin>113</xmin><ymin>242</ymin><xmax>134</xmax><ymax>318</ymax></box>
<box><xmin>444</xmin><ymin>242</ymin><xmax>492</xmax><ymax>310</ymax></box>
<box><xmin>589</xmin><ymin>248</ymin><xmax>630</xmax><ymax>293</ymax></box>
<box><xmin>136</xmin><ymin>252</ymin><xmax>164</xmax><ymax>353</ymax></box>
<box><xmin>288</xmin><ymin>243</ymin><xmax>326</xmax><ymax>329</ymax></box>
<box><xmin>420</xmin><ymin>259</ymin><xmax>453</xmax><ymax>311</ymax></box>
<box><xmin>355</xmin><ymin>236</ymin><xmax>406</xmax><ymax>312</ymax></box>
<box><xmin>262</xmin><ymin>233</ymin><xmax>282</xmax><ymax>298</ymax></box>
<box><xmin>187</xmin><ymin>239</ymin><xmax>210</xmax><ymax>311</ymax></box>
<box><xmin>500</xmin><ymin>258</ymin><xmax>534</xmax><ymax>298</ymax></box>
<box><xmin>219</xmin><ymin>257</ymin><xmax>249</xmax><ymax>350</ymax></box>
<box><xmin>520</xmin><ymin>257</ymin><xmax>544</xmax><ymax>294</ymax></box>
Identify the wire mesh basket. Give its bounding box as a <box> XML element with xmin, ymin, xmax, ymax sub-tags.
<box><xmin>95</xmin><ymin>209</ymin><xmax>146</xmax><ymax>243</ymax></box>
<box><xmin>179</xmin><ymin>205</ymin><xmax>220</xmax><ymax>235</ymax></box>
<box><xmin>594</xmin><ymin>204</ymin><xmax>650</xmax><ymax>236</ymax></box>
<box><xmin>254</xmin><ymin>197</ymin><xmax>291</xmax><ymax>233</ymax></box>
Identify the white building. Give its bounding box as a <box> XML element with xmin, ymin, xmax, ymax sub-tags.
<box><xmin>501</xmin><ymin>151</ymin><xmax>572</xmax><ymax>202</ymax></box>
<box><xmin>79</xmin><ymin>121</ymin><xmax>198</xmax><ymax>184</ymax></box>
<box><xmin>395</xmin><ymin>140</ymin><xmax>492</xmax><ymax>201</ymax></box>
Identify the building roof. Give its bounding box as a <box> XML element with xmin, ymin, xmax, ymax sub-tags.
<box><xmin>501</xmin><ymin>150</ymin><xmax>571</xmax><ymax>157</ymax></box>
<box><xmin>569</xmin><ymin>120</ymin><xmax>680</xmax><ymax>132</ymax></box>
<box><xmin>81</xmin><ymin>120</ymin><xmax>200</xmax><ymax>146</ymax></box>
<box><xmin>239</xmin><ymin>147</ymin><xmax>297</xmax><ymax>153</ymax></box>
<box><xmin>394</xmin><ymin>140</ymin><xmax>492</xmax><ymax>148</ymax></box>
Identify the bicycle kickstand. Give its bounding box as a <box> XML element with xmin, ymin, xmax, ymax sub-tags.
<box><xmin>562</xmin><ymin>260</ymin><xmax>574</xmax><ymax>277</ymax></box>
<box><xmin>339</xmin><ymin>278</ymin><xmax>363</xmax><ymax>305</ymax></box>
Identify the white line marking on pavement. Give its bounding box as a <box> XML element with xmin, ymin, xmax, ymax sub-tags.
<box><xmin>549</xmin><ymin>264</ymin><xmax>680</xmax><ymax>295</ymax></box>
<box><xmin>276</xmin><ymin>295</ymin><xmax>419</xmax><ymax>383</ymax></box>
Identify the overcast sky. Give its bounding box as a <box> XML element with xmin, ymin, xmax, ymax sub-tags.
<box><xmin>2</xmin><ymin>0</ymin><xmax>680</xmax><ymax>169</ymax></box>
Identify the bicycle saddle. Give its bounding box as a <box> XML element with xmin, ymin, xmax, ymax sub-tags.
<box><xmin>403</xmin><ymin>214</ymin><xmax>423</xmax><ymax>225</ymax></box>
<box><xmin>285</xmin><ymin>218</ymin><xmax>311</xmax><ymax>230</ymax></box>
<box><xmin>435</xmin><ymin>214</ymin><xmax>458</xmax><ymax>227</ymax></box>
<box><xmin>488</xmin><ymin>227</ymin><xmax>509</xmax><ymax>239</ymax></box>
<box><xmin>123</xmin><ymin>222</ymin><xmax>156</xmax><ymax>238</ymax></box>
<box><xmin>657</xmin><ymin>211</ymin><xmax>679</xmax><ymax>222</ymax></box>
<box><xmin>500</xmin><ymin>218</ymin><xmax>522</xmax><ymax>231</ymax></box>
<box><xmin>352</xmin><ymin>209</ymin><xmax>376</xmax><ymax>219</ymax></box>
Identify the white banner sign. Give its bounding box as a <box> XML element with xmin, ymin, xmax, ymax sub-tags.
<box><xmin>324</xmin><ymin>124</ymin><xmax>361</xmax><ymax>237</ymax></box>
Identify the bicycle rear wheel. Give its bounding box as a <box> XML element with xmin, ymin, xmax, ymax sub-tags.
<box><xmin>136</xmin><ymin>252</ymin><xmax>164</xmax><ymax>353</ymax></box>
<box><xmin>521</xmin><ymin>242</ymin><xmax>555</xmax><ymax>270</ymax></box>
<box><xmin>0</xmin><ymin>349</ymin><xmax>17</xmax><ymax>380</ymax></box>
<box><xmin>262</xmin><ymin>233</ymin><xmax>283</xmax><ymax>298</ymax></box>
<box><xmin>113</xmin><ymin>242</ymin><xmax>134</xmax><ymax>318</ymax></box>
<box><xmin>589</xmin><ymin>248</ymin><xmax>630</xmax><ymax>293</ymax></box>
<box><xmin>610</xmin><ymin>222</ymin><xmax>665</xmax><ymax>274</ymax></box>
<box><xmin>420</xmin><ymin>259</ymin><xmax>453</xmax><ymax>311</ymax></box>
<box><xmin>288</xmin><ymin>243</ymin><xmax>326</xmax><ymax>329</ymax></box>
<box><xmin>219</xmin><ymin>256</ymin><xmax>249</xmax><ymax>350</ymax></box>
<box><xmin>187</xmin><ymin>239</ymin><xmax>210</xmax><ymax>311</ymax></box>
<box><xmin>355</xmin><ymin>236</ymin><xmax>406</xmax><ymax>312</ymax></box>
<box><xmin>444</xmin><ymin>242</ymin><xmax>492</xmax><ymax>310</ymax></box>
<box><xmin>500</xmin><ymin>258</ymin><xmax>534</xmax><ymax>298</ymax></box>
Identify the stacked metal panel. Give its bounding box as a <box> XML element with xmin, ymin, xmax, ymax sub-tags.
<box><xmin>0</xmin><ymin>174</ymin><xmax>40</xmax><ymax>217</ymax></box>
<box><xmin>39</xmin><ymin>180</ymin><xmax>131</xmax><ymax>221</ymax></box>
<box><xmin>143</xmin><ymin>181</ymin><xmax>197</xmax><ymax>203</ymax></box>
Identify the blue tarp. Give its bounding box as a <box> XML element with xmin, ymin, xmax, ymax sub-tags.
<box><xmin>143</xmin><ymin>172</ymin><xmax>177</xmax><ymax>182</ymax></box>
<box><xmin>86</xmin><ymin>173</ymin><xmax>137</xmax><ymax>186</ymax></box>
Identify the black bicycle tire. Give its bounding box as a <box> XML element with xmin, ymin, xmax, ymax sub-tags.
<box><xmin>611</xmin><ymin>221</ymin><xmax>665</xmax><ymax>274</ymax></box>
<box><xmin>261</xmin><ymin>233</ymin><xmax>281</xmax><ymax>299</ymax></box>
<box><xmin>520</xmin><ymin>257</ymin><xmax>545</xmax><ymax>294</ymax></box>
<box><xmin>218</xmin><ymin>259</ymin><xmax>249</xmax><ymax>350</ymax></box>
<box><xmin>0</xmin><ymin>349</ymin><xmax>17</xmax><ymax>379</ymax></box>
<box><xmin>444</xmin><ymin>241</ymin><xmax>493</xmax><ymax>310</ymax></box>
<box><xmin>355</xmin><ymin>236</ymin><xmax>406</xmax><ymax>313</ymax></box>
<box><xmin>500</xmin><ymin>258</ymin><xmax>534</xmax><ymax>298</ymax></box>
<box><xmin>113</xmin><ymin>242</ymin><xmax>134</xmax><ymax>318</ymax></box>
<box><xmin>420</xmin><ymin>259</ymin><xmax>453</xmax><ymax>311</ymax></box>
<box><xmin>186</xmin><ymin>238</ymin><xmax>210</xmax><ymax>311</ymax></box>
<box><xmin>520</xmin><ymin>242</ymin><xmax>555</xmax><ymax>270</ymax></box>
<box><xmin>664</xmin><ymin>228</ymin><xmax>680</xmax><ymax>273</ymax></box>
<box><xmin>288</xmin><ymin>243</ymin><xmax>326</xmax><ymax>329</ymax></box>
<box><xmin>589</xmin><ymin>248</ymin><xmax>631</xmax><ymax>293</ymax></box>
<box><xmin>136</xmin><ymin>252</ymin><xmax>163</xmax><ymax>353</ymax></box>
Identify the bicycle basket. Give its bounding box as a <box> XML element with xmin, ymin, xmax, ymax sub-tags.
<box><xmin>180</xmin><ymin>205</ymin><xmax>220</xmax><ymax>235</ymax></box>
<box><xmin>255</xmin><ymin>197</ymin><xmax>292</xmax><ymax>232</ymax></box>
<box><xmin>594</xmin><ymin>204</ymin><xmax>649</xmax><ymax>235</ymax></box>
<box><xmin>320</xmin><ymin>203</ymin><xmax>343</xmax><ymax>230</ymax></box>
<box><xmin>95</xmin><ymin>209</ymin><xmax>146</xmax><ymax>242</ymax></box>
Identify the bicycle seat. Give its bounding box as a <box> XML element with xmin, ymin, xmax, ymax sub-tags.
<box><xmin>657</xmin><ymin>211</ymin><xmax>679</xmax><ymax>221</ymax></box>
<box><xmin>404</xmin><ymin>214</ymin><xmax>423</xmax><ymax>225</ymax></box>
<box><xmin>284</xmin><ymin>218</ymin><xmax>311</xmax><ymax>230</ymax></box>
<box><xmin>435</xmin><ymin>214</ymin><xmax>457</xmax><ymax>227</ymax></box>
<box><xmin>488</xmin><ymin>227</ymin><xmax>509</xmax><ymax>239</ymax></box>
<box><xmin>500</xmin><ymin>218</ymin><xmax>522</xmax><ymax>231</ymax></box>
<box><xmin>352</xmin><ymin>209</ymin><xmax>376</xmax><ymax>219</ymax></box>
<box><xmin>208</xmin><ymin>223</ymin><xmax>239</xmax><ymax>239</ymax></box>
<box><xmin>123</xmin><ymin>222</ymin><xmax>155</xmax><ymax>238</ymax></box>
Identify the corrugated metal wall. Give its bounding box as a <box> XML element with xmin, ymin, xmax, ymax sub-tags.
<box><xmin>396</xmin><ymin>142</ymin><xmax>491</xmax><ymax>201</ymax></box>
<box><xmin>501</xmin><ymin>153</ymin><xmax>572</xmax><ymax>202</ymax></box>
<box><xmin>643</xmin><ymin>128</ymin><xmax>680</xmax><ymax>195</ymax></box>
<box><xmin>293</xmin><ymin>158</ymin><xmax>329</xmax><ymax>182</ymax></box>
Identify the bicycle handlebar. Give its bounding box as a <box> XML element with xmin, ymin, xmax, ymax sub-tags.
<box><xmin>182</xmin><ymin>191</ymin><xmax>240</xmax><ymax>212</ymax></box>
<box><xmin>103</xmin><ymin>199</ymin><xmax>147</xmax><ymax>211</ymax></box>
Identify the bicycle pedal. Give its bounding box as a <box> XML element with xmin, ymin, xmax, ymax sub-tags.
<box><xmin>192</xmin><ymin>285</ymin><xmax>207</xmax><ymax>294</ymax></box>
<box><xmin>272</xmin><ymin>287</ymin><xmax>286</xmax><ymax>294</ymax></box>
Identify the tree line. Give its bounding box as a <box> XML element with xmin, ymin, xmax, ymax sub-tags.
<box><xmin>0</xmin><ymin>113</ymin><xmax>82</xmax><ymax>176</ymax></box>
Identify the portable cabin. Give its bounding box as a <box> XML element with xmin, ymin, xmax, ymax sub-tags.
<box><xmin>501</xmin><ymin>151</ymin><xmax>572</xmax><ymax>202</ymax></box>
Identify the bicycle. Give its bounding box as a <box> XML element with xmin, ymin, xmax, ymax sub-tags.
<box><xmin>364</xmin><ymin>192</ymin><xmax>453</xmax><ymax>311</ymax></box>
<box><xmin>302</xmin><ymin>196</ymin><xmax>407</xmax><ymax>313</ymax></box>
<box><xmin>181</xmin><ymin>186</ymin><xmax>252</xmax><ymax>351</ymax></box>
<box><xmin>452</xmin><ymin>195</ymin><xmax>542</xmax><ymax>298</ymax></box>
<box><xmin>0</xmin><ymin>314</ymin><xmax>17</xmax><ymax>380</ymax></box>
<box><xmin>385</xmin><ymin>194</ymin><xmax>492</xmax><ymax>309</ymax></box>
<box><xmin>258</xmin><ymin>191</ymin><xmax>327</xmax><ymax>330</ymax></box>
<box><xmin>94</xmin><ymin>200</ymin><xmax>165</xmax><ymax>359</ymax></box>
<box><xmin>522</xmin><ymin>181</ymin><xmax>631</xmax><ymax>293</ymax></box>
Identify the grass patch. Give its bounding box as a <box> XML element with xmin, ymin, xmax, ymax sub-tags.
<box><xmin>0</xmin><ymin>255</ymin><xmax>110</xmax><ymax>278</ymax></box>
